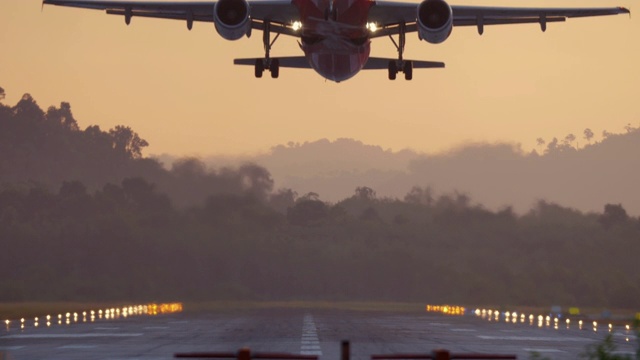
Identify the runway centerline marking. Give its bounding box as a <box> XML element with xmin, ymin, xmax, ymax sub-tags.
<box><xmin>301</xmin><ymin>314</ymin><xmax>322</xmax><ymax>356</ymax></box>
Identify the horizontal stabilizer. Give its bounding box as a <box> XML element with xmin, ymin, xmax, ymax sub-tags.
<box><xmin>363</xmin><ymin>57</ymin><xmax>445</xmax><ymax>70</ymax></box>
<box><xmin>234</xmin><ymin>57</ymin><xmax>311</xmax><ymax>69</ymax></box>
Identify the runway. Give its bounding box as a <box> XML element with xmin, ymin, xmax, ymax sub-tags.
<box><xmin>1</xmin><ymin>307</ymin><xmax>637</xmax><ymax>360</ymax></box>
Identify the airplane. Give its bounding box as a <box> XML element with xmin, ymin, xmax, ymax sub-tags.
<box><xmin>43</xmin><ymin>0</ymin><xmax>630</xmax><ymax>82</ymax></box>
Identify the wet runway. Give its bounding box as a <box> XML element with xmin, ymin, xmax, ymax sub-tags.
<box><xmin>1</xmin><ymin>307</ymin><xmax>637</xmax><ymax>360</ymax></box>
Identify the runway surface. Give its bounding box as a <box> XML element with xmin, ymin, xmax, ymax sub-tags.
<box><xmin>1</xmin><ymin>307</ymin><xmax>637</xmax><ymax>360</ymax></box>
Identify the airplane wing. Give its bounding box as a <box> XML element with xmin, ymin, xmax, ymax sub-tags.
<box><xmin>368</xmin><ymin>2</ymin><xmax>630</xmax><ymax>37</ymax></box>
<box><xmin>42</xmin><ymin>0</ymin><xmax>300</xmax><ymax>32</ymax></box>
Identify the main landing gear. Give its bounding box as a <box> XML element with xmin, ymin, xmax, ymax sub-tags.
<box><xmin>387</xmin><ymin>22</ymin><xmax>413</xmax><ymax>81</ymax></box>
<box><xmin>254</xmin><ymin>21</ymin><xmax>280</xmax><ymax>79</ymax></box>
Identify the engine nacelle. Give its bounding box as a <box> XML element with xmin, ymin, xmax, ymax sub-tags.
<box><xmin>417</xmin><ymin>0</ymin><xmax>453</xmax><ymax>44</ymax></box>
<box><xmin>214</xmin><ymin>0</ymin><xmax>251</xmax><ymax>40</ymax></box>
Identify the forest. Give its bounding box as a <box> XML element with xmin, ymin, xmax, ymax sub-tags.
<box><xmin>1</xmin><ymin>87</ymin><xmax>639</xmax><ymax>308</ymax></box>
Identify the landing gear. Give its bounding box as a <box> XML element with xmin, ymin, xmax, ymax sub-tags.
<box><xmin>388</xmin><ymin>61</ymin><xmax>397</xmax><ymax>80</ymax></box>
<box><xmin>253</xmin><ymin>21</ymin><xmax>281</xmax><ymax>79</ymax></box>
<box><xmin>269</xmin><ymin>58</ymin><xmax>280</xmax><ymax>79</ymax></box>
<box><xmin>387</xmin><ymin>22</ymin><xmax>413</xmax><ymax>81</ymax></box>
<box><xmin>255</xmin><ymin>59</ymin><xmax>264</xmax><ymax>78</ymax></box>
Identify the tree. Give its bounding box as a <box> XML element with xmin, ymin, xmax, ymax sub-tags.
<box><xmin>238</xmin><ymin>163</ymin><xmax>274</xmax><ymax>201</ymax></box>
<box><xmin>545</xmin><ymin>137</ymin><xmax>559</xmax><ymax>154</ymax></box>
<box><xmin>269</xmin><ymin>188</ymin><xmax>297</xmax><ymax>213</ymax></box>
<box><xmin>354</xmin><ymin>186</ymin><xmax>376</xmax><ymax>200</ymax></box>
<box><xmin>108</xmin><ymin>125</ymin><xmax>149</xmax><ymax>159</ymax></box>
<box><xmin>13</xmin><ymin>93</ymin><xmax>45</xmax><ymax>122</ymax></box>
<box><xmin>46</xmin><ymin>102</ymin><xmax>79</xmax><ymax>131</ymax></box>
<box><xmin>563</xmin><ymin>133</ymin><xmax>576</xmax><ymax>147</ymax></box>
<box><xmin>599</xmin><ymin>203</ymin><xmax>629</xmax><ymax>229</ymax></box>
<box><xmin>0</xmin><ymin>86</ymin><xmax>5</xmax><ymax>101</ymax></box>
<box><xmin>404</xmin><ymin>186</ymin><xmax>434</xmax><ymax>206</ymax></box>
<box><xmin>287</xmin><ymin>199</ymin><xmax>328</xmax><ymax>226</ymax></box>
<box><xmin>583</xmin><ymin>128</ymin><xmax>594</xmax><ymax>144</ymax></box>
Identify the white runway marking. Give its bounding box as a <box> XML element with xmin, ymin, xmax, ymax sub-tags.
<box><xmin>144</xmin><ymin>326</ymin><xmax>169</xmax><ymax>330</ymax></box>
<box><xmin>301</xmin><ymin>314</ymin><xmax>322</xmax><ymax>356</ymax></box>
<box><xmin>478</xmin><ymin>335</ymin><xmax>590</xmax><ymax>342</ymax></box>
<box><xmin>0</xmin><ymin>346</ymin><xmax>25</xmax><ymax>350</ymax></box>
<box><xmin>5</xmin><ymin>333</ymin><xmax>143</xmax><ymax>339</ymax></box>
<box><xmin>450</xmin><ymin>329</ymin><xmax>477</xmax><ymax>332</ymax></box>
<box><xmin>95</xmin><ymin>327</ymin><xmax>119</xmax><ymax>330</ymax></box>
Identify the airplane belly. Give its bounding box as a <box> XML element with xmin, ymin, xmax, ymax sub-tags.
<box><xmin>303</xmin><ymin>40</ymin><xmax>370</xmax><ymax>82</ymax></box>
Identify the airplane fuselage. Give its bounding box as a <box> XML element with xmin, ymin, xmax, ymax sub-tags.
<box><xmin>294</xmin><ymin>0</ymin><xmax>372</xmax><ymax>81</ymax></box>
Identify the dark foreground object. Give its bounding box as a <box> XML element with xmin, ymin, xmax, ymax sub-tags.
<box><xmin>175</xmin><ymin>342</ymin><xmax>516</xmax><ymax>359</ymax></box>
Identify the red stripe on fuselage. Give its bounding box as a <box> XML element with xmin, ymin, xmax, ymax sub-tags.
<box><xmin>293</xmin><ymin>0</ymin><xmax>373</xmax><ymax>82</ymax></box>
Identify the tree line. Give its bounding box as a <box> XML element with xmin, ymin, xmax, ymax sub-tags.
<box><xmin>1</xmin><ymin>88</ymin><xmax>639</xmax><ymax>308</ymax></box>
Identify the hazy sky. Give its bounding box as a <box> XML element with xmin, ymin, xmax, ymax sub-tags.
<box><xmin>0</xmin><ymin>0</ymin><xmax>637</xmax><ymax>157</ymax></box>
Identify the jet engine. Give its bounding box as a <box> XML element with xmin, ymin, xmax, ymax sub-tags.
<box><xmin>214</xmin><ymin>0</ymin><xmax>251</xmax><ymax>40</ymax></box>
<box><xmin>417</xmin><ymin>0</ymin><xmax>453</xmax><ymax>44</ymax></box>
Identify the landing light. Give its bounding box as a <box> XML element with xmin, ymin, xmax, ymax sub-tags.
<box><xmin>366</xmin><ymin>22</ymin><xmax>378</xmax><ymax>32</ymax></box>
<box><xmin>292</xmin><ymin>21</ymin><xmax>302</xmax><ymax>31</ymax></box>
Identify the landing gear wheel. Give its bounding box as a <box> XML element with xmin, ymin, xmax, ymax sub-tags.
<box><xmin>403</xmin><ymin>60</ymin><xmax>413</xmax><ymax>80</ymax></box>
<box><xmin>388</xmin><ymin>60</ymin><xmax>397</xmax><ymax>80</ymax></box>
<box><xmin>255</xmin><ymin>59</ymin><xmax>264</xmax><ymax>78</ymax></box>
<box><xmin>270</xmin><ymin>59</ymin><xmax>280</xmax><ymax>79</ymax></box>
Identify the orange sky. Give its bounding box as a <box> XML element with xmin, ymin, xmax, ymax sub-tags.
<box><xmin>0</xmin><ymin>0</ymin><xmax>637</xmax><ymax>157</ymax></box>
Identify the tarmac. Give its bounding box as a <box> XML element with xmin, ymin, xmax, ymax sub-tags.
<box><xmin>1</xmin><ymin>307</ymin><xmax>637</xmax><ymax>360</ymax></box>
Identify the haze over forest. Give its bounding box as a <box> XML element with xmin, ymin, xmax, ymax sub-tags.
<box><xmin>159</xmin><ymin>126</ymin><xmax>640</xmax><ymax>216</ymax></box>
<box><xmin>1</xmin><ymin>87</ymin><xmax>638</xmax><ymax>308</ymax></box>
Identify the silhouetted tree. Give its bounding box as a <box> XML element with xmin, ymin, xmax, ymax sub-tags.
<box><xmin>287</xmin><ymin>199</ymin><xmax>328</xmax><ymax>226</ymax></box>
<box><xmin>355</xmin><ymin>186</ymin><xmax>376</xmax><ymax>200</ymax></box>
<box><xmin>46</xmin><ymin>102</ymin><xmax>79</xmax><ymax>131</ymax></box>
<box><xmin>599</xmin><ymin>203</ymin><xmax>629</xmax><ymax>229</ymax></box>
<box><xmin>563</xmin><ymin>133</ymin><xmax>576</xmax><ymax>147</ymax></box>
<box><xmin>583</xmin><ymin>128</ymin><xmax>594</xmax><ymax>144</ymax></box>
<box><xmin>269</xmin><ymin>188</ymin><xmax>297</xmax><ymax>213</ymax></box>
<box><xmin>404</xmin><ymin>186</ymin><xmax>434</xmax><ymax>206</ymax></box>
<box><xmin>298</xmin><ymin>192</ymin><xmax>320</xmax><ymax>202</ymax></box>
<box><xmin>0</xmin><ymin>87</ymin><xmax>5</xmax><ymax>101</ymax></box>
<box><xmin>13</xmin><ymin>94</ymin><xmax>45</xmax><ymax>122</ymax></box>
<box><xmin>238</xmin><ymin>163</ymin><xmax>274</xmax><ymax>201</ymax></box>
<box><xmin>109</xmin><ymin>125</ymin><xmax>149</xmax><ymax>159</ymax></box>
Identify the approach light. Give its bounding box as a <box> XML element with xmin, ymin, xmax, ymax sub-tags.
<box><xmin>292</xmin><ymin>21</ymin><xmax>302</xmax><ymax>31</ymax></box>
<box><xmin>366</xmin><ymin>22</ymin><xmax>378</xmax><ymax>32</ymax></box>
